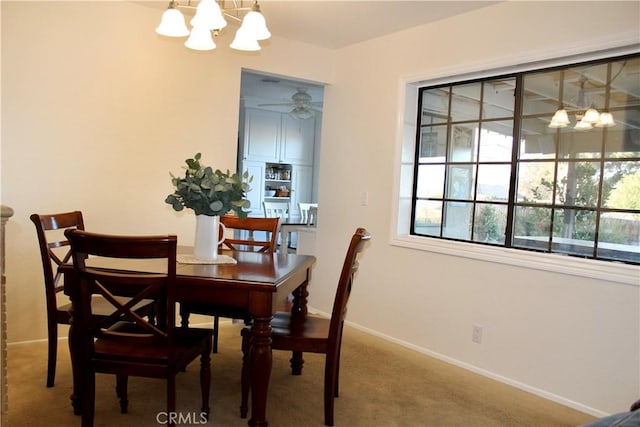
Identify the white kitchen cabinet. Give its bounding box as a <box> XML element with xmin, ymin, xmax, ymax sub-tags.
<box><xmin>280</xmin><ymin>114</ymin><xmax>315</xmax><ymax>165</ymax></box>
<box><xmin>240</xmin><ymin>161</ymin><xmax>313</xmax><ymax>221</ymax></box>
<box><xmin>243</xmin><ymin>109</ymin><xmax>280</xmax><ymax>162</ymax></box>
<box><xmin>243</xmin><ymin>108</ymin><xmax>315</xmax><ymax>165</ymax></box>
<box><xmin>241</xmin><ymin>160</ymin><xmax>265</xmax><ymax>217</ymax></box>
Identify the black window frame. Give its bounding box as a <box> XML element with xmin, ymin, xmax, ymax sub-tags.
<box><xmin>410</xmin><ymin>53</ymin><xmax>640</xmax><ymax>265</ymax></box>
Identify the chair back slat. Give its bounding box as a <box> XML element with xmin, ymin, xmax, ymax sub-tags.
<box><xmin>298</xmin><ymin>203</ymin><xmax>318</xmax><ymax>225</ymax></box>
<box><xmin>328</xmin><ymin>228</ymin><xmax>370</xmax><ymax>347</ymax></box>
<box><xmin>65</xmin><ymin>230</ymin><xmax>177</xmax><ymax>348</ymax></box>
<box><xmin>263</xmin><ymin>201</ymin><xmax>290</xmax><ymax>220</ymax></box>
<box><xmin>306</xmin><ymin>206</ymin><xmax>318</xmax><ymax>226</ymax></box>
<box><xmin>30</xmin><ymin>211</ymin><xmax>85</xmax><ymax>297</ymax></box>
<box><xmin>220</xmin><ymin>216</ymin><xmax>279</xmax><ymax>254</ymax></box>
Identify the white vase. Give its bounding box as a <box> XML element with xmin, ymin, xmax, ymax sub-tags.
<box><xmin>194</xmin><ymin>215</ymin><xmax>226</xmax><ymax>261</ymax></box>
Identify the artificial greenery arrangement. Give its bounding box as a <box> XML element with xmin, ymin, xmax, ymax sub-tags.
<box><xmin>165</xmin><ymin>153</ymin><xmax>252</xmax><ymax>218</ymax></box>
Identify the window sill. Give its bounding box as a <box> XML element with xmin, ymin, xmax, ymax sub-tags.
<box><xmin>390</xmin><ymin>234</ymin><xmax>640</xmax><ymax>287</ymax></box>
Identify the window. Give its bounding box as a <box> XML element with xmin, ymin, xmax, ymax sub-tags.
<box><xmin>412</xmin><ymin>54</ymin><xmax>640</xmax><ymax>264</ymax></box>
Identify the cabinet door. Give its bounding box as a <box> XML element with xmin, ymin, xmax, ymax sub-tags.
<box><xmin>243</xmin><ymin>109</ymin><xmax>281</xmax><ymax>162</ymax></box>
<box><xmin>290</xmin><ymin>165</ymin><xmax>313</xmax><ymax>221</ymax></box>
<box><xmin>241</xmin><ymin>160</ymin><xmax>265</xmax><ymax>217</ymax></box>
<box><xmin>280</xmin><ymin>114</ymin><xmax>315</xmax><ymax>165</ymax></box>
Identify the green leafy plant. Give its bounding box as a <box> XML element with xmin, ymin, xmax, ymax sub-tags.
<box><xmin>165</xmin><ymin>153</ymin><xmax>252</xmax><ymax>218</ymax></box>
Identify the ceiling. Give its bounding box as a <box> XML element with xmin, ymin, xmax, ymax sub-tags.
<box><xmin>256</xmin><ymin>1</ymin><xmax>497</xmax><ymax>50</ymax></box>
<box><xmin>143</xmin><ymin>1</ymin><xmax>498</xmax><ymax>110</ymax></box>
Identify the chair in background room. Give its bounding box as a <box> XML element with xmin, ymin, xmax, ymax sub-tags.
<box><xmin>263</xmin><ymin>201</ymin><xmax>290</xmax><ymax>220</ymax></box>
<box><xmin>306</xmin><ymin>206</ymin><xmax>318</xmax><ymax>226</ymax></box>
<box><xmin>240</xmin><ymin>227</ymin><xmax>371</xmax><ymax>426</ymax></box>
<box><xmin>298</xmin><ymin>203</ymin><xmax>318</xmax><ymax>226</ymax></box>
<box><xmin>30</xmin><ymin>211</ymin><xmax>155</xmax><ymax>388</ymax></box>
<box><xmin>263</xmin><ymin>201</ymin><xmax>292</xmax><ymax>249</ymax></box>
<box><xmin>219</xmin><ymin>216</ymin><xmax>280</xmax><ymax>253</ymax></box>
<box><xmin>65</xmin><ymin>230</ymin><xmax>212</xmax><ymax>427</ymax></box>
<box><xmin>180</xmin><ymin>216</ymin><xmax>280</xmax><ymax>353</ymax></box>
<box><xmin>295</xmin><ymin>205</ymin><xmax>318</xmax><ymax>255</ymax></box>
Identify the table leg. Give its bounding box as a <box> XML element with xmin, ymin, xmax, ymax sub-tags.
<box><xmin>290</xmin><ymin>282</ymin><xmax>309</xmax><ymax>375</ymax></box>
<box><xmin>68</xmin><ymin>315</ymin><xmax>82</xmax><ymax>415</ymax></box>
<box><xmin>67</xmin><ymin>283</ymin><xmax>86</xmax><ymax>415</ymax></box>
<box><xmin>248</xmin><ymin>315</ymin><xmax>272</xmax><ymax>427</ymax></box>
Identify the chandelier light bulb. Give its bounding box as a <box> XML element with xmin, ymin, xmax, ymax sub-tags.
<box><xmin>185</xmin><ymin>26</ymin><xmax>216</xmax><ymax>51</ymax></box>
<box><xmin>239</xmin><ymin>9</ymin><xmax>271</xmax><ymax>41</ymax></box>
<box><xmin>230</xmin><ymin>28</ymin><xmax>261</xmax><ymax>51</ymax></box>
<box><xmin>574</xmin><ymin>119</ymin><xmax>593</xmax><ymax>131</ymax></box>
<box><xmin>156</xmin><ymin>7</ymin><xmax>190</xmax><ymax>37</ymax></box>
<box><xmin>549</xmin><ymin>108</ymin><xmax>570</xmax><ymax>128</ymax></box>
<box><xmin>595</xmin><ymin>112</ymin><xmax>616</xmax><ymax>127</ymax></box>
<box><xmin>583</xmin><ymin>107</ymin><xmax>600</xmax><ymax>124</ymax></box>
<box><xmin>192</xmin><ymin>0</ymin><xmax>227</xmax><ymax>30</ymax></box>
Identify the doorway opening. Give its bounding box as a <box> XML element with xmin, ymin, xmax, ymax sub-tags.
<box><xmin>237</xmin><ymin>70</ymin><xmax>324</xmax><ymax>234</ymax></box>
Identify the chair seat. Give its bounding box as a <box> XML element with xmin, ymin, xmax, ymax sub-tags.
<box><xmin>245</xmin><ymin>312</ymin><xmax>331</xmax><ymax>354</ymax></box>
<box><xmin>94</xmin><ymin>323</ymin><xmax>212</xmax><ymax>367</ymax></box>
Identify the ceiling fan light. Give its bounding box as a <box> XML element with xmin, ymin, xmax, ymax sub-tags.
<box><xmin>595</xmin><ymin>112</ymin><xmax>615</xmax><ymax>127</ymax></box>
<box><xmin>192</xmin><ymin>0</ymin><xmax>227</xmax><ymax>30</ymax></box>
<box><xmin>230</xmin><ymin>28</ymin><xmax>261</xmax><ymax>51</ymax></box>
<box><xmin>583</xmin><ymin>107</ymin><xmax>600</xmax><ymax>124</ymax></box>
<box><xmin>156</xmin><ymin>8</ymin><xmax>190</xmax><ymax>37</ymax></box>
<box><xmin>185</xmin><ymin>26</ymin><xmax>216</xmax><ymax>50</ymax></box>
<box><xmin>239</xmin><ymin>5</ymin><xmax>271</xmax><ymax>40</ymax></box>
<box><xmin>290</xmin><ymin>107</ymin><xmax>314</xmax><ymax>120</ymax></box>
<box><xmin>549</xmin><ymin>108</ymin><xmax>570</xmax><ymax>128</ymax></box>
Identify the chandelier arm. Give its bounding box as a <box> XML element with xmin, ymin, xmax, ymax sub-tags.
<box><xmin>222</xmin><ymin>12</ymin><xmax>245</xmax><ymax>23</ymax></box>
<box><xmin>172</xmin><ymin>3</ymin><xmax>252</xmax><ymax>21</ymax></box>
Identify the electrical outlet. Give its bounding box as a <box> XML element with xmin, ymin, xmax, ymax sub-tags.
<box><xmin>472</xmin><ymin>325</ymin><xmax>483</xmax><ymax>344</ymax></box>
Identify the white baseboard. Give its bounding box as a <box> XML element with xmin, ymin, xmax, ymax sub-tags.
<box><xmin>342</xmin><ymin>317</ymin><xmax>609</xmax><ymax>419</ymax></box>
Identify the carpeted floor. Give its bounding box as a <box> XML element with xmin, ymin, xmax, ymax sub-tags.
<box><xmin>7</xmin><ymin>323</ymin><xmax>595</xmax><ymax>426</ymax></box>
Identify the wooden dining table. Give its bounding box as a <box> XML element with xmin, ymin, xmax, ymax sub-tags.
<box><xmin>63</xmin><ymin>246</ymin><xmax>316</xmax><ymax>427</ymax></box>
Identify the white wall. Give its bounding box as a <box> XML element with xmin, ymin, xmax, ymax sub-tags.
<box><xmin>312</xmin><ymin>0</ymin><xmax>639</xmax><ymax>417</ymax></box>
<box><xmin>2</xmin><ymin>0</ymin><xmax>639</xmax><ymax>418</ymax></box>
<box><xmin>0</xmin><ymin>1</ymin><xmax>334</xmax><ymax>340</ymax></box>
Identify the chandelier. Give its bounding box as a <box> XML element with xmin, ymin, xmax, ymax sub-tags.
<box><xmin>156</xmin><ymin>0</ymin><xmax>270</xmax><ymax>51</ymax></box>
<box><xmin>549</xmin><ymin>75</ymin><xmax>615</xmax><ymax>130</ymax></box>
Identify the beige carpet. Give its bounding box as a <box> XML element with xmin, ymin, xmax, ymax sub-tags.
<box><xmin>7</xmin><ymin>323</ymin><xmax>594</xmax><ymax>426</ymax></box>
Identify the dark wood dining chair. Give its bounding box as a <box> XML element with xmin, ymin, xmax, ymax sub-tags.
<box><xmin>219</xmin><ymin>216</ymin><xmax>280</xmax><ymax>253</ymax></box>
<box><xmin>64</xmin><ymin>229</ymin><xmax>213</xmax><ymax>427</ymax></box>
<box><xmin>30</xmin><ymin>211</ymin><xmax>155</xmax><ymax>388</ymax></box>
<box><xmin>240</xmin><ymin>227</ymin><xmax>371</xmax><ymax>426</ymax></box>
<box><xmin>180</xmin><ymin>216</ymin><xmax>280</xmax><ymax>353</ymax></box>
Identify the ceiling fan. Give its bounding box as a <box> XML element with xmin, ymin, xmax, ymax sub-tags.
<box><xmin>258</xmin><ymin>88</ymin><xmax>323</xmax><ymax>119</ymax></box>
